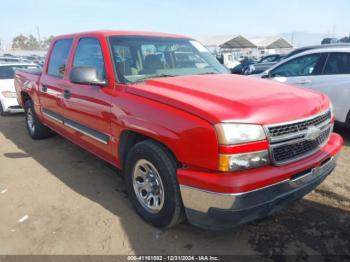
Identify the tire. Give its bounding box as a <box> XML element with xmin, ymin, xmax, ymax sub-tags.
<box><xmin>346</xmin><ymin>110</ymin><xmax>350</xmax><ymax>128</ymax></box>
<box><xmin>125</xmin><ymin>140</ymin><xmax>184</xmax><ymax>228</ymax></box>
<box><xmin>0</xmin><ymin>102</ymin><xmax>5</xmax><ymax>116</ymax></box>
<box><xmin>24</xmin><ymin>99</ymin><xmax>53</xmax><ymax>139</ymax></box>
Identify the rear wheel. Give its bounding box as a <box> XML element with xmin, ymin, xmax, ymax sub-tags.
<box><xmin>125</xmin><ymin>140</ymin><xmax>184</xmax><ymax>228</ymax></box>
<box><xmin>24</xmin><ymin>100</ymin><xmax>53</xmax><ymax>139</ymax></box>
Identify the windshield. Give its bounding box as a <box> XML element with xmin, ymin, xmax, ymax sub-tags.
<box><xmin>0</xmin><ymin>65</ymin><xmax>40</xmax><ymax>80</ymax></box>
<box><xmin>109</xmin><ymin>36</ymin><xmax>228</xmax><ymax>84</ymax></box>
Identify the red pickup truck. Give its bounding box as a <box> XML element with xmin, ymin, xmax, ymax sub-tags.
<box><xmin>15</xmin><ymin>31</ymin><xmax>343</xmax><ymax>230</ymax></box>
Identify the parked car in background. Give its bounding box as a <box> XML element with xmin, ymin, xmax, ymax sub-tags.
<box><xmin>230</xmin><ymin>57</ymin><xmax>257</xmax><ymax>74</ymax></box>
<box><xmin>0</xmin><ymin>57</ymin><xmax>25</xmax><ymax>63</ymax></box>
<box><xmin>230</xmin><ymin>63</ymin><xmax>245</xmax><ymax>74</ymax></box>
<box><xmin>15</xmin><ymin>31</ymin><xmax>342</xmax><ymax>229</ymax></box>
<box><xmin>216</xmin><ymin>53</ymin><xmax>240</xmax><ymax>70</ymax></box>
<box><xmin>0</xmin><ymin>63</ymin><xmax>40</xmax><ymax>115</ymax></box>
<box><xmin>283</xmin><ymin>43</ymin><xmax>350</xmax><ymax>60</ymax></box>
<box><xmin>244</xmin><ymin>46</ymin><xmax>350</xmax><ymax>75</ymax></box>
<box><xmin>321</xmin><ymin>38</ymin><xmax>338</xmax><ymax>45</ymax></box>
<box><xmin>258</xmin><ymin>47</ymin><xmax>350</xmax><ymax>127</ymax></box>
<box><xmin>233</xmin><ymin>55</ymin><xmax>284</xmax><ymax>75</ymax></box>
<box><xmin>23</xmin><ymin>54</ymin><xmax>46</xmax><ymax>66</ymax></box>
<box><xmin>258</xmin><ymin>54</ymin><xmax>284</xmax><ymax>63</ymax></box>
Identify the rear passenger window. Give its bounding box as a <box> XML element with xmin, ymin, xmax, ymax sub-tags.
<box><xmin>73</xmin><ymin>38</ymin><xmax>105</xmax><ymax>80</ymax></box>
<box><xmin>323</xmin><ymin>53</ymin><xmax>350</xmax><ymax>75</ymax></box>
<box><xmin>47</xmin><ymin>39</ymin><xmax>73</xmax><ymax>78</ymax></box>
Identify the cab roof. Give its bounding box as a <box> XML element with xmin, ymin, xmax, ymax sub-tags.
<box><xmin>54</xmin><ymin>30</ymin><xmax>193</xmax><ymax>40</ymax></box>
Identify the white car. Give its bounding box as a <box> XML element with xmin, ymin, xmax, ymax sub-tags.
<box><xmin>0</xmin><ymin>63</ymin><xmax>40</xmax><ymax>115</ymax></box>
<box><xmin>258</xmin><ymin>48</ymin><xmax>350</xmax><ymax>126</ymax></box>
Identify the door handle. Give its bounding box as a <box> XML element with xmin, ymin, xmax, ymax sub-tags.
<box><xmin>297</xmin><ymin>79</ymin><xmax>312</xmax><ymax>85</ymax></box>
<box><xmin>41</xmin><ymin>84</ymin><xmax>48</xmax><ymax>92</ymax></box>
<box><xmin>63</xmin><ymin>89</ymin><xmax>71</xmax><ymax>99</ymax></box>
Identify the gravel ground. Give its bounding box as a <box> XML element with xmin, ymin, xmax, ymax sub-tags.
<box><xmin>0</xmin><ymin>114</ymin><xmax>349</xmax><ymax>257</ymax></box>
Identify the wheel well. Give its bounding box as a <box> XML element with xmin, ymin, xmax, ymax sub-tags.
<box><xmin>21</xmin><ymin>92</ymin><xmax>31</xmax><ymax>105</ymax></box>
<box><xmin>118</xmin><ymin>130</ymin><xmax>179</xmax><ymax>169</ymax></box>
<box><xmin>346</xmin><ymin>110</ymin><xmax>350</xmax><ymax>126</ymax></box>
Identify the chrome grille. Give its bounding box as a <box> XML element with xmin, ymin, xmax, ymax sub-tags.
<box><xmin>268</xmin><ymin>110</ymin><xmax>331</xmax><ymax>138</ymax></box>
<box><xmin>266</xmin><ymin>109</ymin><xmax>332</xmax><ymax>165</ymax></box>
<box><xmin>272</xmin><ymin>128</ymin><xmax>331</xmax><ymax>163</ymax></box>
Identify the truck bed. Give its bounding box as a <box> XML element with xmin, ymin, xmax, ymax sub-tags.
<box><xmin>14</xmin><ymin>69</ymin><xmax>42</xmax><ymax>107</ymax></box>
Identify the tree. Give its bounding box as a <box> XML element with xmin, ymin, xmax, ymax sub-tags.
<box><xmin>41</xmin><ymin>35</ymin><xmax>55</xmax><ymax>49</ymax></box>
<box><xmin>26</xmin><ymin>34</ymin><xmax>41</xmax><ymax>50</ymax></box>
<box><xmin>11</xmin><ymin>33</ymin><xmax>54</xmax><ymax>50</ymax></box>
<box><xmin>339</xmin><ymin>34</ymin><xmax>350</xmax><ymax>43</ymax></box>
<box><xmin>12</xmin><ymin>34</ymin><xmax>28</xmax><ymax>50</ymax></box>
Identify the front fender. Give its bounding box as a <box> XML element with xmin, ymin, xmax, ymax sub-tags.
<box><xmin>110</xmin><ymin>93</ymin><xmax>219</xmax><ymax>171</ymax></box>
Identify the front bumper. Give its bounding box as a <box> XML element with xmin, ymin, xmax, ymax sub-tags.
<box><xmin>0</xmin><ymin>97</ymin><xmax>24</xmax><ymax>113</ymax></box>
<box><xmin>178</xmin><ymin>133</ymin><xmax>343</xmax><ymax>230</ymax></box>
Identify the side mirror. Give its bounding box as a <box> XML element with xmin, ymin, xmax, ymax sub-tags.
<box><xmin>262</xmin><ymin>70</ymin><xmax>272</xmax><ymax>79</ymax></box>
<box><xmin>70</xmin><ymin>66</ymin><xmax>106</xmax><ymax>86</ymax></box>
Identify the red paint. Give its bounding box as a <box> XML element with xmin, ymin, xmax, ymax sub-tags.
<box><xmin>178</xmin><ymin>133</ymin><xmax>343</xmax><ymax>193</ymax></box>
<box><xmin>128</xmin><ymin>75</ymin><xmax>330</xmax><ymax>125</ymax></box>
<box><xmin>219</xmin><ymin>140</ymin><xmax>269</xmax><ymax>154</ymax></box>
<box><xmin>14</xmin><ymin>31</ymin><xmax>342</xmax><ymax>194</ymax></box>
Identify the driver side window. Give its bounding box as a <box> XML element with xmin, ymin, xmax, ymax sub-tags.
<box><xmin>73</xmin><ymin>38</ymin><xmax>105</xmax><ymax>81</ymax></box>
<box><xmin>271</xmin><ymin>54</ymin><xmax>322</xmax><ymax>77</ymax></box>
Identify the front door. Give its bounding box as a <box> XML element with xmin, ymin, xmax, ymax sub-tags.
<box><xmin>62</xmin><ymin>37</ymin><xmax>113</xmax><ymax>162</ymax></box>
<box><xmin>269</xmin><ymin>53</ymin><xmax>326</xmax><ymax>88</ymax></box>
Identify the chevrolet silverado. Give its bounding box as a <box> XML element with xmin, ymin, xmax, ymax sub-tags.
<box><xmin>15</xmin><ymin>31</ymin><xmax>343</xmax><ymax>229</ymax></box>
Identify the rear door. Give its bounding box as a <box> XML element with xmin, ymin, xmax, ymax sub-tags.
<box><xmin>62</xmin><ymin>37</ymin><xmax>113</xmax><ymax>161</ymax></box>
<box><xmin>307</xmin><ymin>52</ymin><xmax>350</xmax><ymax>123</ymax></box>
<box><xmin>40</xmin><ymin>39</ymin><xmax>73</xmax><ymax>130</ymax></box>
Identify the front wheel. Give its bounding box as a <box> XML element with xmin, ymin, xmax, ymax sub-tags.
<box><xmin>125</xmin><ymin>140</ymin><xmax>184</xmax><ymax>228</ymax></box>
<box><xmin>0</xmin><ymin>101</ymin><xmax>5</xmax><ymax>116</ymax></box>
<box><xmin>24</xmin><ymin>100</ymin><xmax>53</xmax><ymax>139</ymax></box>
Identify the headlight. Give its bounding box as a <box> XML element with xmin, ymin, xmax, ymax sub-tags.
<box><xmin>215</xmin><ymin>123</ymin><xmax>266</xmax><ymax>145</ymax></box>
<box><xmin>219</xmin><ymin>150</ymin><xmax>270</xmax><ymax>172</ymax></box>
<box><xmin>1</xmin><ymin>91</ymin><xmax>17</xmax><ymax>98</ymax></box>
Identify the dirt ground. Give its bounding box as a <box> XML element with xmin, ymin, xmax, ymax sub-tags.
<box><xmin>0</xmin><ymin>114</ymin><xmax>349</xmax><ymax>257</ymax></box>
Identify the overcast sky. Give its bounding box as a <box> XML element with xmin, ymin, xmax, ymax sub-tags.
<box><xmin>0</xmin><ymin>0</ymin><xmax>349</xmax><ymax>46</ymax></box>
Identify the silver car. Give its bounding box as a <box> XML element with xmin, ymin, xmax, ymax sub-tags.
<box><xmin>258</xmin><ymin>47</ymin><xmax>350</xmax><ymax>126</ymax></box>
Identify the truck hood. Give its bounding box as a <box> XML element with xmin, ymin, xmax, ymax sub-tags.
<box><xmin>126</xmin><ymin>74</ymin><xmax>329</xmax><ymax>125</ymax></box>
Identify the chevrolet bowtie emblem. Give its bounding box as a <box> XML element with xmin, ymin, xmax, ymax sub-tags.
<box><xmin>305</xmin><ymin>125</ymin><xmax>321</xmax><ymax>141</ymax></box>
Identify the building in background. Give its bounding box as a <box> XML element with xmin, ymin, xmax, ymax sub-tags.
<box><xmin>249</xmin><ymin>37</ymin><xmax>293</xmax><ymax>57</ymax></box>
<box><xmin>200</xmin><ymin>35</ymin><xmax>257</xmax><ymax>68</ymax></box>
<box><xmin>201</xmin><ymin>35</ymin><xmax>293</xmax><ymax>59</ymax></box>
<box><xmin>200</xmin><ymin>35</ymin><xmax>256</xmax><ymax>57</ymax></box>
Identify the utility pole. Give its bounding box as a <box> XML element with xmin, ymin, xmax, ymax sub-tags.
<box><xmin>332</xmin><ymin>25</ymin><xmax>337</xmax><ymax>38</ymax></box>
<box><xmin>36</xmin><ymin>26</ymin><xmax>41</xmax><ymax>43</ymax></box>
